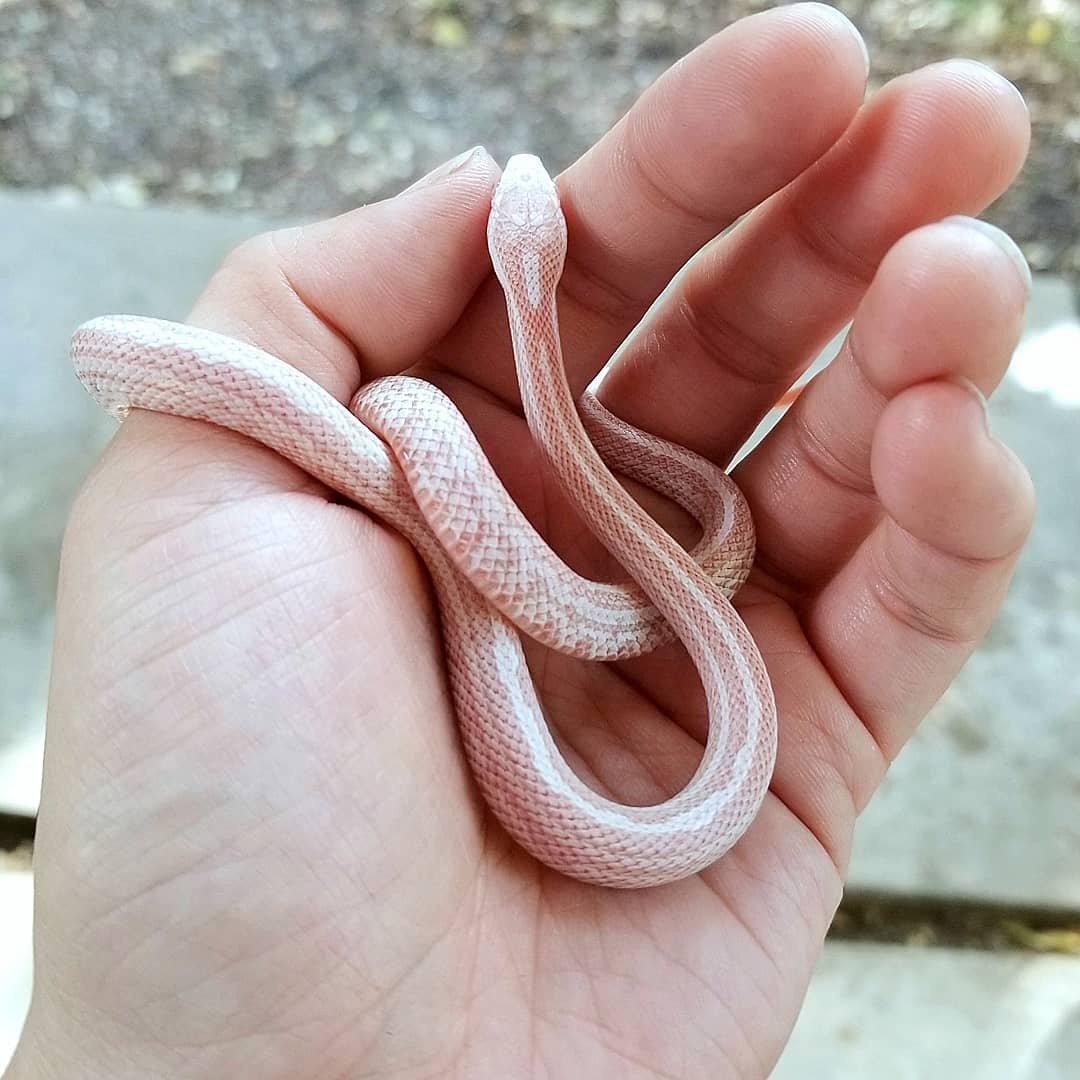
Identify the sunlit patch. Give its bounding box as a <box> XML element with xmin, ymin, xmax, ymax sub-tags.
<box><xmin>0</xmin><ymin>861</ymin><xmax>32</xmax><ymax>1070</ymax></box>
<box><xmin>1010</xmin><ymin>321</ymin><xmax>1080</xmax><ymax>408</ymax></box>
<box><xmin>0</xmin><ymin>730</ymin><xmax>42</xmax><ymax>818</ymax></box>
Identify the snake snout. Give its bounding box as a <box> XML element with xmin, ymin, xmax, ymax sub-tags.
<box><xmin>488</xmin><ymin>154</ymin><xmax>566</xmax><ymax>255</ymax></box>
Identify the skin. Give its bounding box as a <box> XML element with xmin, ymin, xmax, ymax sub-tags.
<box><xmin>9</xmin><ymin>5</ymin><xmax>1035</xmax><ymax>1078</ymax></box>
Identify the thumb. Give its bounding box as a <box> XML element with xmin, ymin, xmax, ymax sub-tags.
<box><xmin>188</xmin><ymin>145</ymin><xmax>500</xmax><ymax>403</ymax></box>
<box><xmin>68</xmin><ymin>146</ymin><xmax>500</xmax><ymax>553</ymax></box>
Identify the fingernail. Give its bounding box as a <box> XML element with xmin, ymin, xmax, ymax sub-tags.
<box><xmin>941</xmin><ymin>215</ymin><xmax>1032</xmax><ymax>294</ymax></box>
<box><xmin>401</xmin><ymin>146</ymin><xmax>489</xmax><ymax>194</ymax></box>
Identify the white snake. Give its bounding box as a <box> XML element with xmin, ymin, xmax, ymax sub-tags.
<box><xmin>70</xmin><ymin>154</ymin><xmax>777</xmax><ymax>888</ymax></box>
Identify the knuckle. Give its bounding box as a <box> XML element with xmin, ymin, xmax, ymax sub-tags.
<box><xmin>869</xmin><ymin>541</ymin><xmax>979</xmax><ymax>647</ymax></box>
<box><xmin>678</xmin><ymin>293</ymin><xmax>790</xmax><ymax>388</ymax></box>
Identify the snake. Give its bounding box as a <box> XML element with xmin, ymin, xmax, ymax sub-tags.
<box><xmin>70</xmin><ymin>153</ymin><xmax>777</xmax><ymax>888</ymax></box>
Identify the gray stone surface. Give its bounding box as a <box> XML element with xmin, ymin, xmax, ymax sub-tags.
<box><xmin>774</xmin><ymin>942</ymin><xmax>1080</xmax><ymax>1080</ymax></box>
<box><xmin>0</xmin><ymin>193</ymin><xmax>279</xmax><ymax>813</ymax></box>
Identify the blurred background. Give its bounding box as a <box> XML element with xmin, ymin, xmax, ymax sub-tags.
<box><xmin>0</xmin><ymin>0</ymin><xmax>1076</xmax><ymax>271</ymax></box>
<box><xmin>1</xmin><ymin>1</ymin><xmax>1078</xmax><ymax>1076</ymax></box>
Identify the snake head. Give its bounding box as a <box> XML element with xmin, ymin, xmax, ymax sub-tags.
<box><xmin>488</xmin><ymin>154</ymin><xmax>567</xmax><ymax>301</ymax></box>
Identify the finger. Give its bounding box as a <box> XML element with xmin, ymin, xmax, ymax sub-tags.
<box><xmin>804</xmin><ymin>378</ymin><xmax>1034</xmax><ymax>758</ymax></box>
<box><xmin>739</xmin><ymin>216</ymin><xmax>1030</xmax><ymax>595</ymax></box>
<box><xmin>434</xmin><ymin>2</ymin><xmax>869</xmax><ymax>403</ymax></box>
<box><xmin>188</xmin><ymin>146</ymin><xmax>500</xmax><ymax>403</ymax></box>
<box><xmin>597</xmin><ymin>59</ymin><xmax>1030</xmax><ymax>461</ymax></box>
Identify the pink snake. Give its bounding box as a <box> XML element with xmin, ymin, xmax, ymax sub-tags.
<box><xmin>70</xmin><ymin>154</ymin><xmax>777</xmax><ymax>888</ymax></box>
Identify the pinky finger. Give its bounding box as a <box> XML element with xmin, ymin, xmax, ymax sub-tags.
<box><xmin>804</xmin><ymin>377</ymin><xmax>1034</xmax><ymax>760</ymax></box>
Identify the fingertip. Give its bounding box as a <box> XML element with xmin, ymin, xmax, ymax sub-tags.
<box><xmin>802</xmin><ymin>56</ymin><xmax>1030</xmax><ymax>261</ymax></box>
<box><xmin>871</xmin><ymin>379</ymin><xmax>1035</xmax><ymax>562</ymax></box>
<box><xmin>795</xmin><ymin>2</ymin><xmax>869</xmax><ymax>78</ymax></box>
<box><xmin>192</xmin><ymin>145</ymin><xmax>501</xmax><ymax>396</ymax></box>
<box><xmin>931</xmin><ymin>57</ymin><xmax>1030</xmax><ymax>128</ymax></box>
<box><xmin>851</xmin><ymin>217</ymin><xmax>1031</xmax><ymax>398</ymax></box>
<box><xmin>398</xmin><ymin>145</ymin><xmax>501</xmax><ymax>207</ymax></box>
<box><xmin>939</xmin><ymin>215</ymin><xmax>1031</xmax><ymax>294</ymax></box>
<box><xmin>915</xmin><ymin>58</ymin><xmax>1031</xmax><ymax>178</ymax></box>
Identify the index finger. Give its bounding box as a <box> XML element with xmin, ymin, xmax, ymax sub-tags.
<box><xmin>436</xmin><ymin>2</ymin><xmax>869</xmax><ymax>405</ymax></box>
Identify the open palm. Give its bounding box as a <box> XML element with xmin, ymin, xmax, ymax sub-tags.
<box><xmin>14</xmin><ymin>7</ymin><xmax>1035</xmax><ymax>1079</ymax></box>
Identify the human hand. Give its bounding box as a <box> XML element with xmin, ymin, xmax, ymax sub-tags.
<box><xmin>11</xmin><ymin>5</ymin><xmax>1034</xmax><ymax>1078</ymax></box>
